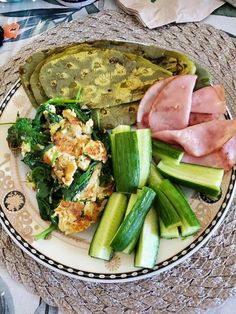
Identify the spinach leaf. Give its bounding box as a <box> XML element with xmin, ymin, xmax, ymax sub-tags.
<box><xmin>23</xmin><ymin>152</ymin><xmax>43</xmax><ymax>169</ymax></box>
<box><xmin>45</xmin><ymin>100</ymin><xmax>91</xmax><ymax>123</ymax></box>
<box><xmin>92</xmin><ymin>129</ymin><xmax>111</xmax><ymax>152</ymax></box>
<box><xmin>63</xmin><ymin>162</ymin><xmax>97</xmax><ymax>201</ymax></box>
<box><xmin>33</xmin><ymin>103</ymin><xmax>62</xmax><ymax>130</ymax></box>
<box><xmin>34</xmin><ymin>222</ymin><xmax>58</xmax><ymax>241</ymax></box>
<box><xmin>31</xmin><ymin>164</ymin><xmax>61</xmax><ymax>221</ymax></box>
<box><xmin>99</xmin><ymin>160</ymin><xmax>113</xmax><ymax>187</ymax></box>
<box><xmin>7</xmin><ymin>117</ymin><xmax>50</xmax><ymax>152</ymax></box>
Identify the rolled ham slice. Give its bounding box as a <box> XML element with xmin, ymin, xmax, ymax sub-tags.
<box><xmin>149</xmin><ymin>75</ymin><xmax>197</xmax><ymax>132</ymax></box>
<box><xmin>182</xmin><ymin>134</ymin><xmax>236</xmax><ymax>172</ymax></box>
<box><xmin>153</xmin><ymin>119</ymin><xmax>236</xmax><ymax>157</ymax></box>
<box><xmin>191</xmin><ymin>85</ymin><xmax>226</xmax><ymax>114</ymax></box>
<box><xmin>189</xmin><ymin>112</ymin><xmax>220</xmax><ymax>126</ymax></box>
<box><xmin>137</xmin><ymin>77</ymin><xmax>175</xmax><ymax>128</ymax></box>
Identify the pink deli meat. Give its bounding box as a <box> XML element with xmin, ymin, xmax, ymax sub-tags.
<box><xmin>153</xmin><ymin>119</ymin><xmax>236</xmax><ymax>157</ymax></box>
<box><xmin>189</xmin><ymin>112</ymin><xmax>220</xmax><ymax>126</ymax></box>
<box><xmin>137</xmin><ymin>77</ymin><xmax>175</xmax><ymax>128</ymax></box>
<box><xmin>191</xmin><ymin>85</ymin><xmax>226</xmax><ymax>114</ymax></box>
<box><xmin>182</xmin><ymin>134</ymin><xmax>236</xmax><ymax>172</ymax></box>
<box><xmin>149</xmin><ymin>75</ymin><xmax>197</xmax><ymax>132</ymax></box>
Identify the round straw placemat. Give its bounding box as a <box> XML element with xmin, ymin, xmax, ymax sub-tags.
<box><xmin>0</xmin><ymin>11</ymin><xmax>235</xmax><ymax>314</ymax></box>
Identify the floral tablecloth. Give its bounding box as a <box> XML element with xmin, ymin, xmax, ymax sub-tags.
<box><xmin>0</xmin><ymin>1</ymin><xmax>235</xmax><ymax>313</ymax></box>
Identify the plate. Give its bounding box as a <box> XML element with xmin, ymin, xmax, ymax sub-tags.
<box><xmin>0</xmin><ymin>76</ymin><xmax>235</xmax><ymax>283</ymax></box>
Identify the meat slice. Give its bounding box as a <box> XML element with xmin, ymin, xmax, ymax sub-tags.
<box><xmin>191</xmin><ymin>85</ymin><xmax>226</xmax><ymax>114</ymax></box>
<box><xmin>137</xmin><ymin>77</ymin><xmax>175</xmax><ymax>128</ymax></box>
<box><xmin>182</xmin><ymin>134</ymin><xmax>236</xmax><ymax>172</ymax></box>
<box><xmin>149</xmin><ymin>75</ymin><xmax>197</xmax><ymax>132</ymax></box>
<box><xmin>189</xmin><ymin>112</ymin><xmax>220</xmax><ymax>126</ymax></box>
<box><xmin>153</xmin><ymin>119</ymin><xmax>236</xmax><ymax>157</ymax></box>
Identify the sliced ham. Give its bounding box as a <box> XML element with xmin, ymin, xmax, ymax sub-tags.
<box><xmin>153</xmin><ymin>119</ymin><xmax>236</xmax><ymax>157</ymax></box>
<box><xmin>189</xmin><ymin>112</ymin><xmax>220</xmax><ymax>126</ymax></box>
<box><xmin>149</xmin><ymin>75</ymin><xmax>197</xmax><ymax>132</ymax></box>
<box><xmin>137</xmin><ymin>77</ymin><xmax>175</xmax><ymax>128</ymax></box>
<box><xmin>182</xmin><ymin>134</ymin><xmax>236</xmax><ymax>172</ymax></box>
<box><xmin>191</xmin><ymin>85</ymin><xmax>226</xmax><ymax>114</ymax></box>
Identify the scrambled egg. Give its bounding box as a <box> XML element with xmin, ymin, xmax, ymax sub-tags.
<box><xmin>44</xmin><ymin>108</ymin><xmax>108</xmax><ymax>184</ymax></box>
<box><xmin>41</xmin><ymin>107</ymin><xmax>113</xmax><ymax>234</ymax></box>
<box><xmin>54</xmin><ymin>199</ymin><xmax>107</xmax><ymax>234</ymax></box>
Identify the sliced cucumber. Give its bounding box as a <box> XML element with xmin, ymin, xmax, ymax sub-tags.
<box><xmin>148</xmin><ymin>165</ymin><xmax>181</xmax><ymax>228</ymax></box>
<box><xmin>155</xmin><ymin>188</ymin><xmax>182</xmax><ymax>229</ymax></box>
<box><xmin>112</xmin><ymin>125</ymin><xmax>131</xmax><ymax>134</ymax></box>
<box><xmin>137</xmin><ymin>129</ymin><xmax>152</xmax><ymax>188</ymax></box>
<box><xmin>159</xmin><ymin>180</ymin><xmax>201</xmax><ymax>237</ymax></box>
<box><xmin>134</xmin><ymin>207</ymin><xmax>160</xmax><ymax>269</ymax></box>
<box><xmin>157</xmin><ymin>161</ymin><xmax>224</xmax><ymax>197</ymax></box>
<box><xmin>112</xmin><ymin>131</ymin><xmax>140</xmax><ymax>193</ymax></box>
<box><xmin>111</xmin><ymin>127</ymin><xmax>152</xmax><ymax>193</ymax></box>
<box><xmin>152</xmin><ymin>139</ymin><xmax>184</xmax><ymax>164</ymax></box>
<box><xmin>174</xmin><ymin>184</ymin><xmax>201</xmax><ymax>237</ymax></box>
<box><xmin>123</xmin><ymin>193</ymin><xmax>139</xmax><ymax>254</ymax></box>
<box><xmin>148</xmin><ymin>163</ymin><xmax>164</xmax><ymax>189</ymax></box>
<box><xmin>160</xmin><ymin>219</ymin><xmax>179</xmax><ymax>239</ymax></box>
<box><xmin>89</xmin><ymin>193</ymin><xmax>127</xmax><ymax>261</ymax></box>
<box><xmin>110</xmin><ymin>187</ymin><xmax>156</xmax><ymax>252</ymax></box>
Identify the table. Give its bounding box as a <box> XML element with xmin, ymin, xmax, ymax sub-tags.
<box><xmin>0</xmin><ymin>1</ymin><xmax>235</xmax><ymax>313</ymax></box>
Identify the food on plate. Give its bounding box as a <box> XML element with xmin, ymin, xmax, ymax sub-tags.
<box><xmin>110</xmin><ymin>187</ymin><xmax>156</xmax><ymax>252</ymax></box>
<box><xmin>7</xmin><ymin>100</ymin><xmax>114</xmax><ymax>237</ymax></box>
<box><xmin>137</xmin><ymin>77</ymin><xmax>175</xmax><ymax>128</ymax></box>
<box><xmin>182</xmin><ymin>134</ymin><xmax>236</xmax><ymax>172</ymax></box>
<box><xmin>20</xmin><ymin>40</ymin><xmax>198</xmax><ymax>129</ymax></box>
<box><xmin>194</xmin><ymin>63</ymin><xmax>212</xmax><ymax>91</ymax></box>
<box><xmin>191</xmin><ymin>85</ymin><xmax>226</xmax><ymax>114</ymax></box>
<box><xmin>92</xmin><ymin>102</ymin><xmax>139</xmax><ymax>129</ymax></box>
<box><xmin>39</xmin><ymin>49</ymin><xmax>172</xmax><ymax>107</ymax></box>
<box><xmin>148</xmin><ymin>164</ymin><xmax>201</xmax><ymax>235</ymax></box>
<box><xmin>148</xmin><ymin>75</ymin><xmax>197</xmax><ymax>131</ymax></box>
<box><xmin>154</xmin><ymin>120</ymin><xmax>236</xmax><ymax>157</ymax></box>
<box><xmin>110</xmin><ymin>126</ymin><xmax>152</xmax><ymax>193</ymax></box>
<box><xmin>6</xmin><ymin>40</ymin><xmax>234</xmax><ymax>270</ymax></box>
<box><xmin>89</xmin><ymin>192</ymin><xmax>128</xmax><ymax>261</ymax></box>
<box><xmin>152</xmin><ymin>139</ymin><xmax>184</xmax><ymax>163</ymax></box>
<box><xmin>138</xmin><ymin>74</ymin><xmax>236</xmax><ymax>172</ymax></box>
<box><xmin>188</xmin><ymin>112</ymin><xmax>220</xmax><ymax>126</ymax></box>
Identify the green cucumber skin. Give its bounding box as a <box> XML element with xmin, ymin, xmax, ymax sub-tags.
<box><xmin>148</xmin><ymin>165</ymin><xmax>181</xmax><ymax>229</ymax></box>
<box><xmin>159</xmin><ymin>180</ymin><xmax>200</xmax><ymax>229</ymax></box>
<box><xmin>152</xmin><ymin>140</ymin><xmax>184</xmax><ymax>163</ymax></box>
<box><xmin>137</xmin><ymin>129</ymin><xmax>152</xmax><ymax>188</ymax></box>
<box><xmin>112</xmin><ymin>131</ymin><xmax>140</xmax><ymax>193</ymax></box>
<box><xmin>123</xmin><ymin>193</ymin><xmax>139</xmax><ymax>254</ymax></box>
<box><xmin>134</xmin><ymin>207</ymin><xmax>160</xmax><ymax>269</ymax></box>
<box><xmin>155</xmin><ymin>188</ymin><xmax>182</xmax><ymax>229</ymax></box>
<box><xmin>148</xmin><ymin>163</ymin><xmax>164</xmax><ymax>189</ymax></box>
<box><xmin>157</xmin><ymin>161</ymin><xmax>223</xmax><ymax>197</ymax></box>
<box><xmin>111</xmin><ymin>187</ymin><xmax>156</xmax><ymax>252</ymax></box>
<box><xmin>159</xmin><ymin>219</ymin><xmax>179</xmax><ymax>239</ymax></box>
<box><xmin>112</xmin><ymin>125</ymin><xmax>131</xmax><ymax>134</ymax></box>
<box><xmin>89</xmin><ymin>193</ymin><xmax>127</xmax><ymax>261</ymax></box>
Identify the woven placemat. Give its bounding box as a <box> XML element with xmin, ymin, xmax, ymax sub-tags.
<box><xmin>0</xmin><ymin>11</ymin><xmax>236</xmax><ymax>314</ymax></box>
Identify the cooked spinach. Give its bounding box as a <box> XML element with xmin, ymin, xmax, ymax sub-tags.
<box><xmin>7</xmin><ymin>97</ymin><xmax>112</xmax><ymax>240</ymax></box>
<box><xmin>63</xmin><ymin>161</ymin><xmax>97</xmax><ymax>201</ymax></box>
<box><xmin>7</xmin><ymin>117</ymin><xmax>50</xmax><ymax>151</ymax></box>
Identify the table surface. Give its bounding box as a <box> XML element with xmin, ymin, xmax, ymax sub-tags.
<box><xmin>0</xmin><ymin>1</ymin><xmax>235</xmax><ymax>313</ymax></box>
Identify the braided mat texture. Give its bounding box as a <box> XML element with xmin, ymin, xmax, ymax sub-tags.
<box><xmin>0</xmin><ymin>11</ymin><xmax>236</xmax><ymax>314</ymax></box>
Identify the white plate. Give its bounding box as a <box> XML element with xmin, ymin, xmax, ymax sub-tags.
<box><xmin>0</xmin><ymin>80</ymin><xmax>235</xmax><ymax>283</ymax></box>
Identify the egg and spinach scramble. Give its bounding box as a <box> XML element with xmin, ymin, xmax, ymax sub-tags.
<box><xmin>7</xmin><ymin>101</ymin><xmax>114</xmax><ymax>238</ymax></box>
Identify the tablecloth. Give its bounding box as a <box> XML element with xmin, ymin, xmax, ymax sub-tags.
<box><xmin>0</xmin><ymin>1</ymin><xmax>235</xmax><ymax>313</ymax></box>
